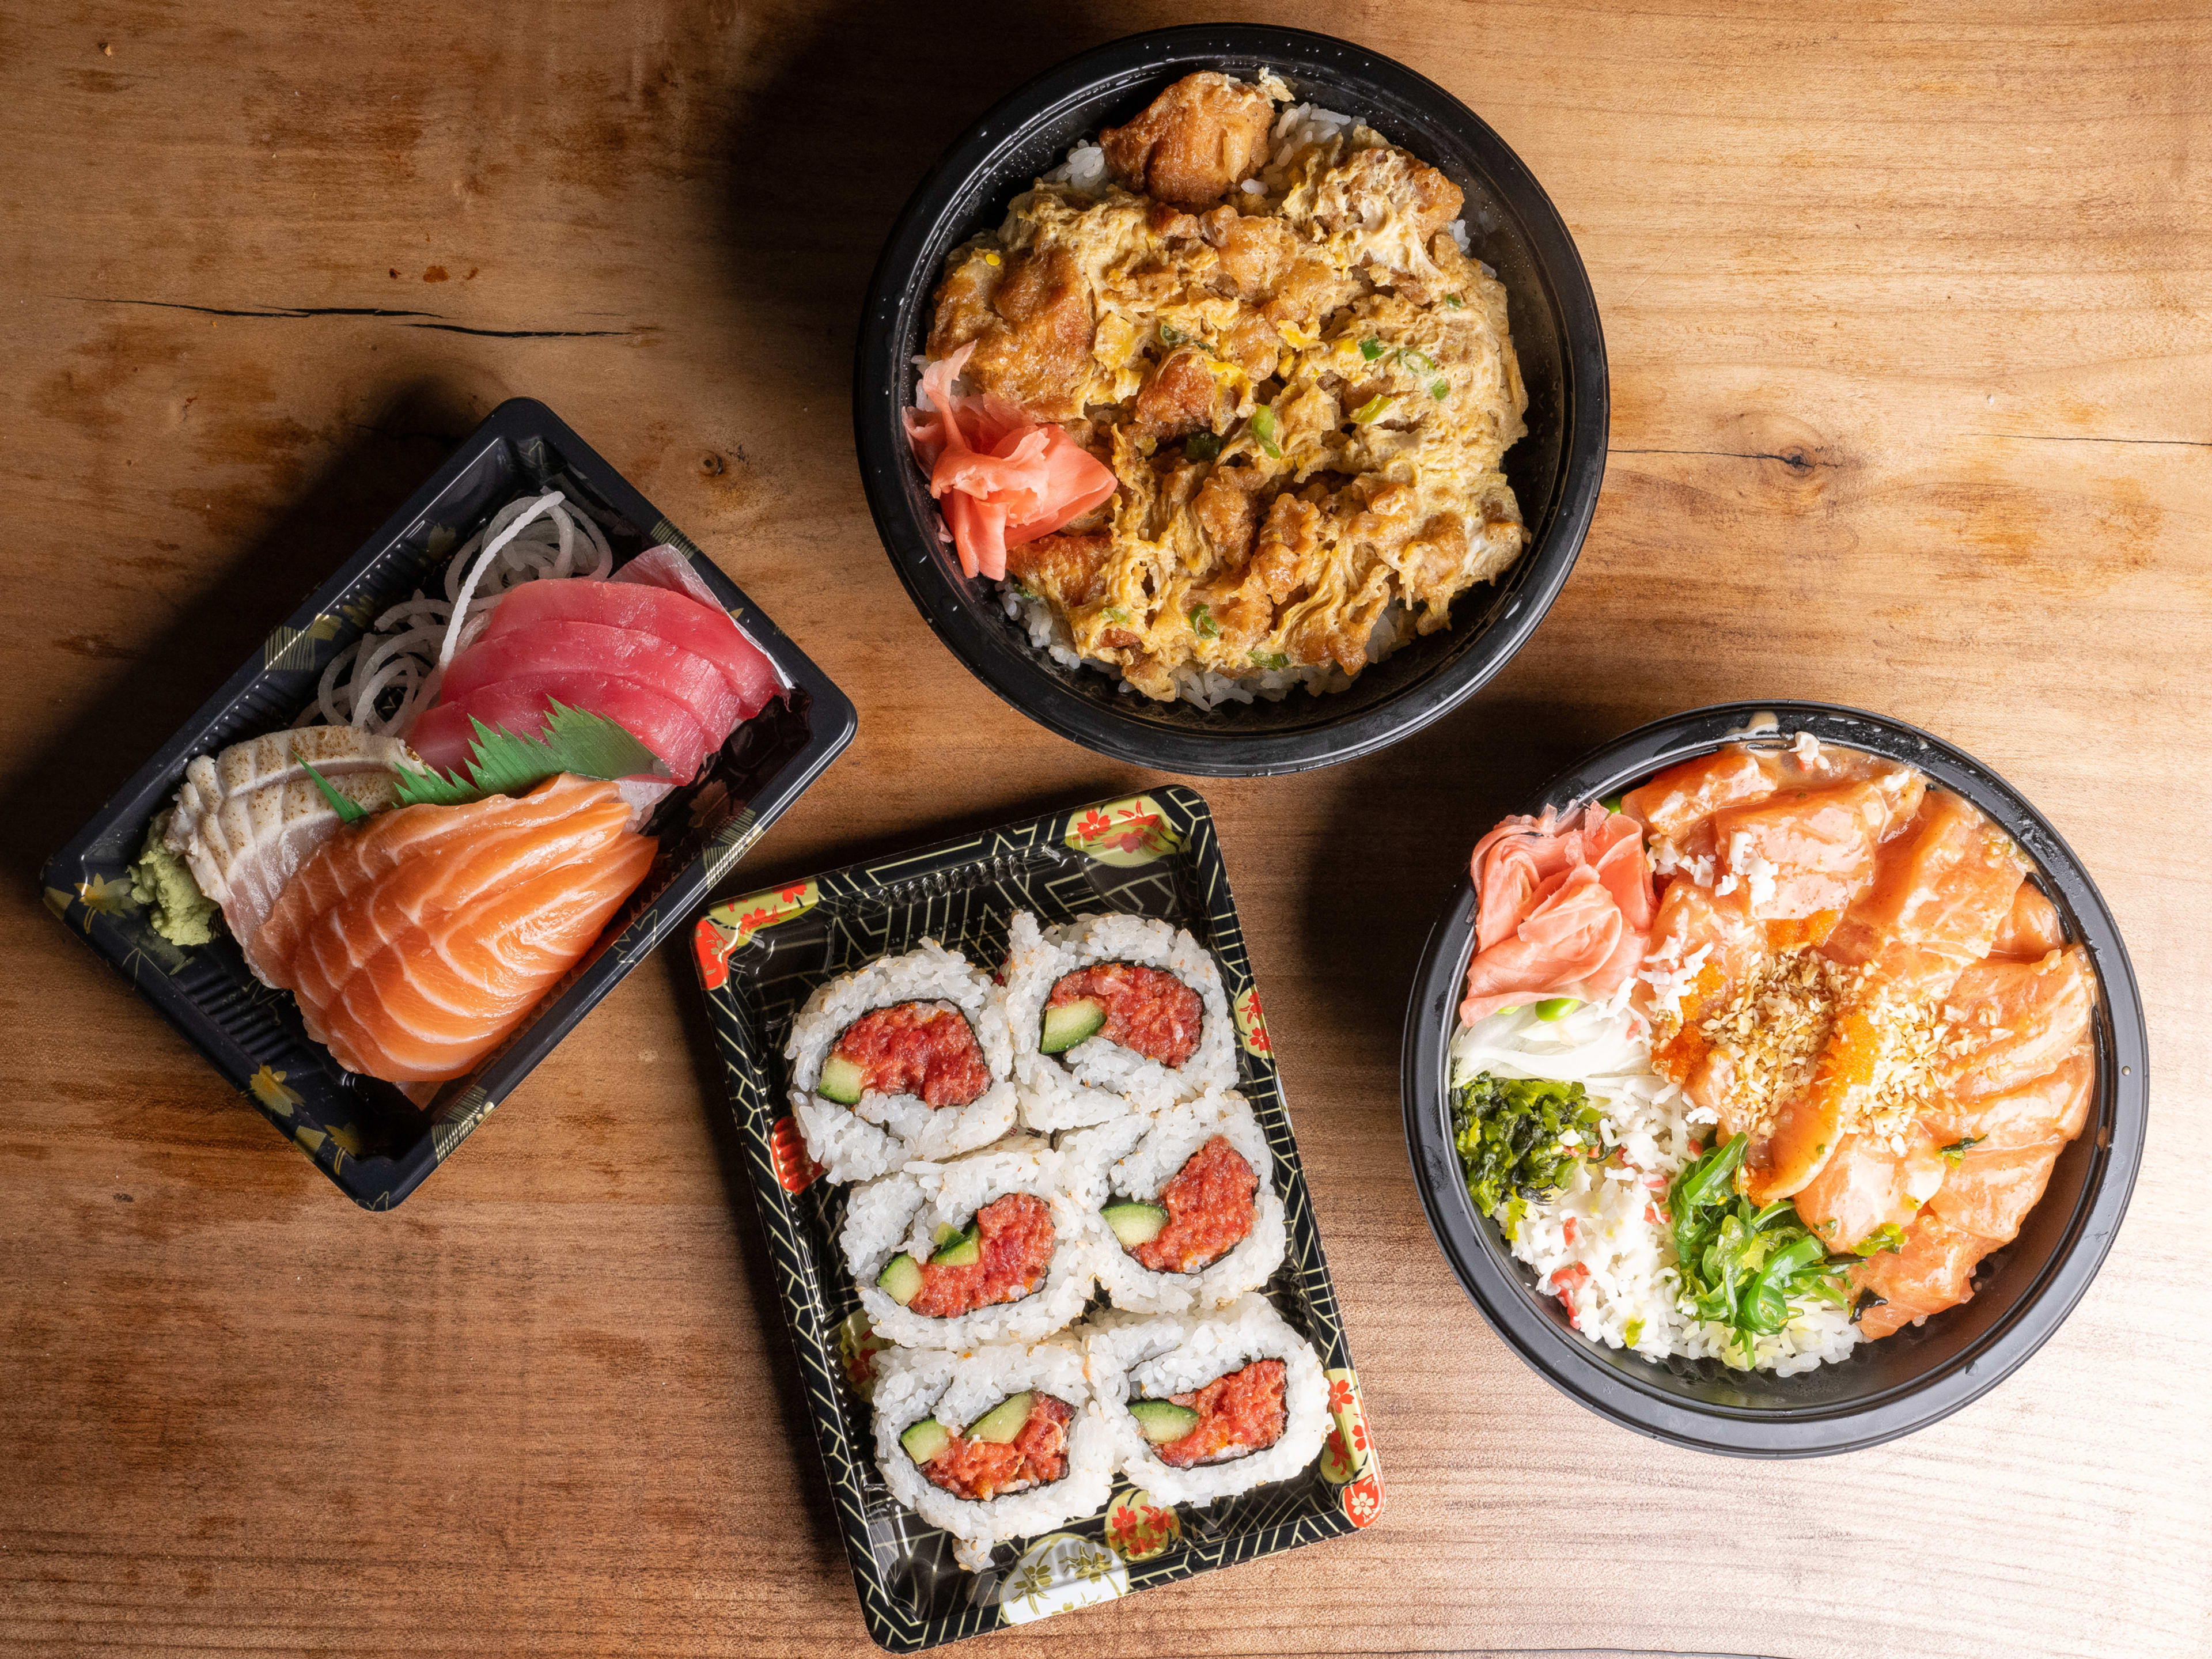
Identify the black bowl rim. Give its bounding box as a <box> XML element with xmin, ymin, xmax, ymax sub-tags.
<box><xmin>851</xmin><ymin>21</ymin><xmax>1609</xmax><ymax>777</ymax></box>
<box><xmin>1398</xmin><ymin>699</ymin><xmax>2150</xmax><ymax>1456</ymax></box>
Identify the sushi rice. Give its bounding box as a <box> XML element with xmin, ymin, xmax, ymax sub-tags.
<box><xmin>840</xmin><ymin>1139</ymin><xmax>1102</xmax><ymax>1350</ymax></box>
<box><xmin>1064</xmin><ymin>1089</ymin><xmax>1287</xmax><ymax>1315</ymax></box>
<box><xmin>1085</xmin><ymin>1294</ymin><xmax>1329</xmax><ymax>1508</ymax></box>
<box><xmin>786</xmin><ymin>940</ymin><xmax>1019</xmax><ymax>1183</ymax></box>
<box><xmin>1002</xmin><ymin>910</ymin><xmax>1236</xmax><ymax>1130</ymax></box>
<box><xmin>1449</xmin><ymin>987</ymin><xmax>1859</xmax><ymax>1374</ymax></box>
<box><xmin>870</xmin><ymin>1339</ymin><xmax>1114</xmax><ymax>1573</ymax></box>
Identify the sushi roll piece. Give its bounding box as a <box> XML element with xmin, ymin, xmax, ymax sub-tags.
<box><xmin>842</xmin><ymin>1140</ymin><xmax>1101</xmax><ymax>1349</ymax></box>
<box><xmin>1065</xmin><ymin>1089</ymin><xmax>1287</xmax><ymax>1314</ymax></box>
<box><xmin>1085</xmin><ymin>1294</ymin><xmax>1329</xmax><ymax>1507</ymax></box>
<box><xmin>1003</xmin><ymin>910</ymin><xmax>1236</xmax><ymax>1130</ymax></box>
<box><xmin>786</xmin><ymin>940</ymin><xmax>1018</xmax><ymax>1183</ymax></box>
<box><xmin>872</xmin><ymin>1339</ymin><xmax>1113</xmax><ymax>1572</ymax></box>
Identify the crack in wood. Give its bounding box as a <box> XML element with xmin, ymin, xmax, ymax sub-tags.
<box><xmin>67</xmin><ymin>297</ymin><xmax>635</xmax><ymax>338</ymax></box>
<box><xmin>400</xmin><ymin>322</ymin><xmax>636</xmax><ymax>339</ymax></box>
<box><xmin>1609</xmin><ymin>446</ymin><xmax>1828</xmax><ymax>472</ymax></box>
<box><xmin>1982</xmin><ymin>431</ymin><xmax>2211</xmax><ymax>450</ymax></box>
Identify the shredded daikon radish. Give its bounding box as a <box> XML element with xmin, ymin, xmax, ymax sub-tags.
<box><xmin>307</xmin><ymin>490</ymin><xmax>615</xmax><ymax>735</ymax></box>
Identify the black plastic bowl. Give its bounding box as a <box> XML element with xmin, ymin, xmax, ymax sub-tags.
<box><xmin>1400</xmin><ymin>702</ymin><xmax>2148</xmax><ymax>1455</ymax></box>
<box><xmin>853</xmin><ymin>24</ymin><xmax>1607</xmax><ymax>776</ymax></box>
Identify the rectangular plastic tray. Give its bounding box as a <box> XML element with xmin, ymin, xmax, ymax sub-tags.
<box><xmin>40</xmin><ymin>397</ymin><xmax>855</xmax><ymax>1209</ymax></box>
<box><xmin>690</xmin><ymin>785</ymin><xmax>1382</xmax><ymax>1651</ymax></box>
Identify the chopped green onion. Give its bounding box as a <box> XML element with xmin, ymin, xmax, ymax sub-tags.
<box><xmin>1184</xmin><ymin>431</ymin><xmax>1222</xmax><ymax>461</ymax></box>
<box><xmin>1249</xmin><ymin>649</ymin><xmax>1290</xmax><ymax>671</ymax></box>
<box><xmin>1442</xmin><ymin>293</ymin><xmax>1464</xmax><ymax>308</ymax></box>
<box><xmin>1358</xmin><ymin>337</ymin><xmax>1384</xmax><ymax>361</ymax></box>
<box><xmin>1159</xmin><ymin>323</ymin><xmax>1188</xmax><ymax>346</ymax></box>
<box><xmin>1103</xmin><ymin>607</ymin><xmax>1130</xmax><ymax>624</ymax></box>
<box><xmin>1400</xmin><ymin>349</ymin><xmax>1437</xmax><ymax>373</ymax></box>
<box><xmin>1188</xmin><ymin>603</ymin><xmax>1220</xmax><ymax>640</ymax></box>
<box><xmin>1350</xmin><ymin>395</ymin><xmax>1393</xmax><ymax>425</ymax></box>
<box><xmin>1940</xmin><ymin>1135</ymin><xmax>1985</xmax><ymax>1166</ymax></box>
<box><xmin>1430</xmin><ymin>378</ymin><xmax>1450</xmax><ymax>400</ymax></box>
<box><xmin>1533</xmin><ymin>997</ymin><xmax>1580</xmax><ymax>1021</ymax></box>
<box><xmin>1623</xmin><ymin>1317</ymin><xmax>1644</xmax><ymax>1348</ymax></box>
<box><xmin>1250</xmin><ymin>406</ymin><xmax>1281</xmax><ymax>458</ymax></box>
<box><xmin>1851</xmin><ymin>1222</ymin><xmax>1907</xmax><ymax>1257</ymax></box>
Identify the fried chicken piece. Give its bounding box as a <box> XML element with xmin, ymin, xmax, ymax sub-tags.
<box><xmin>1191</xmin><ymin>464</ymin><xmax>1257</xmax><ymax>564</ymax></box>
<box><xmin>926</xmin><ymin>243</ymin><xmax>1094</xmax><ymax>421</ymax></box>
<box><xmin>1131</xmin><ymin>350</ymin><xmax>1224</xmax><ymax>438</ymax></box>
<box><xmin>1101</xmin><ymin>72</ymin><xmax>1274</xmax><ymax>210</ymax></box>
<box><xmin>1006</xmin><ymin>531</ymin><xmax>1112</xmax><ymax>612</ymax></box>
<box><xmin>1199</xmin><ymin>206</ymin><xmax>1298</xmax><ymax>301</ymax></box>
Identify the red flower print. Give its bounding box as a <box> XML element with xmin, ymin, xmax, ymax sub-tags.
<box><xmin>779</xmin><ymin>881</ymin><xmax>808</xmax><ymax>903</ymax></box>
<box><xmin>693</xmin><ymin>917</ymin><xmax>732</xmax><ymax>990</ymax></box>
<box><xmin>1350</xmin><ymin>1421</ymin><xmax>1370</xmax><ymax>1453</ymax></box>
<box><xmin>736</xmin><ymin>905</ymin><xmax>777</xmax><ymax>940</ymax></box>
<box><xmin>1327</xmin><ymin>1378</ymin><xmax>1354</xmax><ymax>1415</ymax></box>
<box><xmin>1077</xmin><ymin>809</ymin><xmax>1112</xmax><ymax>840</ymax></box>
<box><xmin>1344</xmin><ymin>1472</ymin><xmax>1385</xmax><ymax>1529</ymax></box>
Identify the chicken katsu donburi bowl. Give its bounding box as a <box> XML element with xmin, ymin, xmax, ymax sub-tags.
<box><xmin>855</xmin><ymin>25</ymin><xmax>1605</xmax><ymax>774</ymax></box>
<box><xmin>1402</xmin><ymin>703</ymin><xmax>2147</xmax><ymax>1455</ymax></box>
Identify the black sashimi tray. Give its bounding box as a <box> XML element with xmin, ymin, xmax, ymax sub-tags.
<box><xmin>40</xmin><ymin>397</ymin><xmax>855</xmax><ymax>1209</ymax></box>
<box><xmin>690</xmin><ymin>786</ymin><xmax>1382</xmax><ymax>1652</ymax></box>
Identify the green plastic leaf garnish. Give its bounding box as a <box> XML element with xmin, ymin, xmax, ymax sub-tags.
<box><xmin>392</xmin><ymin>700</ymin><xmax>668</xmax><ymax>809</ymax></box>
<box><xmin>294</xmin><ymin>750</ymin><xmax>368</xmax><ymax>825</ymax></box>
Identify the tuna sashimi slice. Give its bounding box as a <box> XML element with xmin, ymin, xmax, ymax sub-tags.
<box><xmin>409</xmin><ymin>675</ymin><xmax>713</xmax><ymax>784</ymax></box>
<box><xmin>257</xmin><ymin>774</ymin><xmax>656</xmax><ymax>1085</ymax></box>
<box><xmin>485</xmin><ymin>578</ymin><xmax>780</xmax><ymax>717</ymax></box>
<box><xmin>442</xmin><ymin>620</ymin><xmax>744</xmax><ymax>738</ymax></box>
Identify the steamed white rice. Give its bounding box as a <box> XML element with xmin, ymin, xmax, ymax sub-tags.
<box><xmin>871</xmin><ymin>1339</ymin><xmax>1114</xmax><ymax>1572</ymax></box>
<box><xmin>841</xmin><ymin>1138</ymin><xmax>1101</xmax><ymax>1350</ymax></box>
<box><xmin>1063</xmin><ymin>1089</ymin><xmax>1287</xmax><ymax>1314</ymax></box>
<box><xmin>1002</xmin><ymin>910</ymin><xmax>1236</xmax><ymax>1130</ymax></box>
<box><xmin>1084</xmin><ymin>1294</ymin><xmax>1329</xmax><ymax>1507</ymax></box>
<box><xmin>786</xmin><ymin>940</ymin><xmax>1018</xmax><ymax>1183</ymax></box>
<box><xmin>1449</xmin><ymin>987</ymin><xmax>1859</xmax><ymax>1375</ymax></box>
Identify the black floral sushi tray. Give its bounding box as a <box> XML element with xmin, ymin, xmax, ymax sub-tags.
<box><xmin>691</xmin><ymin>785</ymin><xmax>1382</xmax><ymax>1651</ymax></box>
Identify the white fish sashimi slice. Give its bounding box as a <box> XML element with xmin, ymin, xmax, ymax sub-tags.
<box><xmin>165</xmin><ymin>726</ymin><xmax>419</xmax><ymax>985</ymax></box>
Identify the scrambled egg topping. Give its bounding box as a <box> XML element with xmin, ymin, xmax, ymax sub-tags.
<box><xmin>927</xmin><ymin>72</ymin><xmax>1530</xmax><ymax>700</ymax></box>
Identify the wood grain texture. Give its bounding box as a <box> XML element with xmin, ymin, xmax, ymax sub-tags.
<box><xmin>2</xmin><ymin>1</ymin><xmax>2207</xmax><ymax>1655</ymax></box>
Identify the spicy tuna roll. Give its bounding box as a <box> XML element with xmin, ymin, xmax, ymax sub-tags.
<box><xmin>872</xmin><ymin>1340</ymin><xmax>1113</xmax><ymax>1571</ymax></box>
<box><xmin>1085</xmin><ymin>1294</ymin><xmax>1328</xmax><ymax>1507</ymax></box>
<box><xmin>1066</xmin><ymin>1089</ymin><xmax>1286</xmax><ymax>1315</ymax></box>
<box><xmin>786</xmin><ymin>940</ymin><xmax>1018</xmax><ymax>1183</ymax></box>
<box><xmin>840</xmin><ymin>1140</ymin><xmax>1100</xmax><ymax>1349</ymax></box>
<box><xmin>1003</xmin><ymin>910</ymin><xmax>1236</xmax><ymax>1130</ymax></box>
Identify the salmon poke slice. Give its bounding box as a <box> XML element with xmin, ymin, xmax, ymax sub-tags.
<box><xmin>876</xmin><ymin>1192</ymin><xmax>1056</xmax><ymax>1319</ymax></box>
<box><xmin>817</xmin><ymin>1001</ymin><xmax>992</xmax><ymax>1109</ymax></box>
<box><xmin>1043</xmin><ymin>961</ymin><xmax>1203</xmax><ymax>1066</ymax></box>
<box><xmin>1106</xmin><ymin>1134</ymin><xmax>1257</xmax><ymax>1272</ymax></box>
<box><xmin>1128</xmin><ymin>1357</ymin><xmax>1288</xmax><ymax>1468</ymax></box>
<box><xmin>898</xmin><ymin>1391</ymin><xmax>1075</xmax><ymax>1501</ymax></box>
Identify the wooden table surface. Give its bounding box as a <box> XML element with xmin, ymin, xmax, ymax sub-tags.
<box><xmin>5</xmin><ymin>3</ymin><xmax>2207</xmax><ymax>1655</ymax></box>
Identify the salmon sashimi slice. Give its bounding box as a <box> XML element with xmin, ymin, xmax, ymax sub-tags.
<box><xmin>486</xmin><ymin>577</ymin><xmax>781</xmax><ymax>715</ymax></box>
<box><xmin>1921</xmin><ymin>1049</ymin><xmax>2094</xmax><ymax>1150</ymax></box>
<box><xmin>1929</xmin><ymin>1138</ymin><xmax>2064</xmax><ymax>1244</ymax></box>
<box><xmin>1709</xmin><ymin>775</ymin><xmax>1925</xmax><ymax>923</ymax></box>
<box><xmin>1821</xmin><ymin>790</ymin><xmax>2028</xmax><ymax>1001</ymax></box>
<box><xmin>1459</xmin><ymin>805</ymin><xmax>1654</xmax><ymax>1024</ymax></box>
<box><xmin>1988</xmin><ymin>880</ymin><xmax>2066</xmax><ymax>961</ymax></box>
<box><xmin>1623</xmin><ymin>750</ymin><xmax>1777</xmax><ymax>855</ymax></box>
<box><xmin>408</xmin><ymin>675</ymin><xmax>714</xmax><ymax>785</ymax></box>
<box><xmin>1850</xmin><ymin>1212</ymin><xmax>1998</xmax><ymax>1340</ymax></box>
<box><xmin>1791</xmin><ymin>1127</ymin><xmax>1947</xmax><ymax>1252</ymax></box>
<box><xmin>258</xmin><ymin>774</ymin><xmax>656</xmax><ymax>1084</ymax></box>
<box><xmin>1940</xmin><ymin>946</ymin><xmax>2095</xmax><ymax>1105</ymax></box>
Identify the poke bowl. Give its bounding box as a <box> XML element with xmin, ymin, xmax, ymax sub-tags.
<box><xmin>1400</xmin><ymin>702</ymin><xmax>2147</xmax><ymax>1455</ymax></box>
<box><xmin>853</xmin><ymin>23</ymin><xmax>1606</xmax><ymax>776</ymax></box>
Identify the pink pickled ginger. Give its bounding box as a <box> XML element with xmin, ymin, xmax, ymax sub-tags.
<box><xmin>1460</xmin><ymin>805</ymin><xmax>1656</xmax><ymax>1025</ymax></box>
<box><xmin>903</xmin><ymin>342</ymin><xmax>1118</xmax><ymax>580</ymax></box>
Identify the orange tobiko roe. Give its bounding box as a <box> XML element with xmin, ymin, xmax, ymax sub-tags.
<box><xmin>1156</xmin><ymin>1358</ymin><xmax>1287</xmax><ymax>1469</ymax></box>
